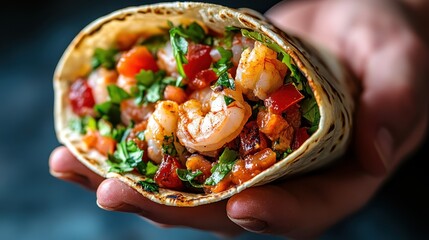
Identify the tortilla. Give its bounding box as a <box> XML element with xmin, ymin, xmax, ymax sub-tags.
<box><xmin>54</xmin><ymin>2</ymin><xmax>356</xmax><ymax>206</ymax></box>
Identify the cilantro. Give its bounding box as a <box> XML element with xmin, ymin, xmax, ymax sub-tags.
<box><xmin>223</xmin><ymin>26</ymin><xmax>240</xmax><ymax>48</ymax></box>
<box><xmin>205</xmin><ymin>148</ymin><xmax>239</xmax><ymax>186</ymax></box>
<box><xmin>169</xmin><ymin>27</ymin><xmax>189</xmax><ymax>79</ymax></box>
<box><xmin>94</xmin><ymin>101</ymin><xmax>121</xmax><ymax>126</ymax></box>
<box><xmin>107</xmin><ymin>140</ymin><xmax>144</xmax><ymax>173</ymax></box>
<box><xmin>136</xmin><ymin>131</ymin><xmax>146</xmax><ymax>141</ymax></box>
<box><xmin>162</xmin><ymin>135</ymin><xmax>177</xmax><ymax>156</ymax></box>
<box><xmin>69</xmin><ymin>116</ymin><xmax>98</xmax><ymax>134</ymax></box>
<box><xmin>138</xmin><ymin>179</ymin><xmax>159</xmax><ymax>193</ymax></box>
<box><xmin>212</xmin><ymin>47</ymin><xmax>235</xmax><ymax>90</ymax></box>
<box><xmin>136</xmin><ymin>160</ymin><xmax>159</xmax><ymax>178</ymax></box>
<box><xmin>168</xmin><ymin>21</ymin><xmax>208</xmax><ymax>85</ymax></box>
<box><xmin>97</xmin><ymin>119</ymin><xmax>113</xmax><ymax>137</ymax></box>
<box><xmin>177</xmin><ymin>169</ymin><xmax>203</xmax><ymax>188</ymax></box>
<box><xmin>133</xmin><ymin>70</ymin><xmax>171</xmax><ymax>105</ymax></box>
<box><xmin>107</xmin><ymin>85</ymin><xmax>131</xmax><ymax>103</ymax></box>
<box><xmin>224</xmin><ymin>96</ymin><xmax>235</xmax><ymax>106</ymax></box>
<box><xmin>301</xmin><ymin>98</ymin><xmax>320</xmax><ymax>133</ymax></box>
<box><xmin>141</xmin><ymin>35</ymin><xmax>168</xmax><ymax>54</ymax></box>
<box><xmin>92</xmin><ymin>48</ymin><xmax>118</xmax><ymax>70</ymax></box>
<box><xmin>213</xmin><ymin>73</ymin><xmax>235</xmax><ymax>91</ymax></box>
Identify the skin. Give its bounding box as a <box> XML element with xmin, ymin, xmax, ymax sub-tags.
<box><xmin>49</xmin><ymin>0</ymin><xmax>429</xmax><ymax>238</ymax></box>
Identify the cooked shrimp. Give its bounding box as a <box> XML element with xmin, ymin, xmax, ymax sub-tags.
<box><xmin>144</xmin><ymin>101</ymin><xmax>179</xmax><ymax>164</ymax></box>
<box><xmin>120</xmin><ymin>100</ymin><xmax>154</xmax><ymax>126</ymax></box>
<box><xmin>157</xmin><ymin>42</ymin><xmax>178</xmax><ymax>76</ymax></box>
<box><xmin>188</xmin><ymin>87</ymin><xmax>213</xmax><ymax>112</ymax></box>
<box><xmin>177</xmin><ymin>88</ymin><xmax>251</xmax><ymax>154</ymax></box>
<box><xmin>236</xmin><ymin>41</ymin><xmax>288</xmax><ymax>100</ymax></box>
<box><xmin>87</xmin><ymin>68</ymin><xmax>118</xmax><ymax>104</ymax></box>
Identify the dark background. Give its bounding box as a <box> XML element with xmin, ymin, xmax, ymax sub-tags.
<box><xmin>1</xmin><ymin>1</ymin><xmax>428</xmax><ymax>239</ymax></box>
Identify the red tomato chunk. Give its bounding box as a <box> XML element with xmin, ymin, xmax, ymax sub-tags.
<box><xmin>117</xmin><ymin>46</ymin><xmax>159</xmax><ymax>77</ymax></box>
<box><xmin>265</xmin><ymin>83</ymin><xmax>304</xmax><ymax>114</ymax></box>
<box><xmin>154</xmin><ymin>155</ymin><xmax>184</xmax><ymax>190</ymax></box>
<box><xmin>183</xmin><ymin>43</ymin><xmax>212</xmax><ymax>80</ymax></box>
<box><xmin>69</xmin><ymin>78</ymin><xmax>95</xmax><ymax>116</ymax></box>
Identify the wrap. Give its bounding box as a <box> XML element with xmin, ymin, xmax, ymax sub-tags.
<box><xmin>54</xmin><ymin>2</ymin><xmax>356</xmax><ymax>206</ymax></box>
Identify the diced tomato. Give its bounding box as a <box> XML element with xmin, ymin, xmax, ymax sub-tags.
<box><xmin>264</xmin><ymin>84</ymin><xmax>304</xmax><ymax>114</ymax></box>
<box><xmin>117</xmin><ymin>46</ymin><xmax>159</xmax><ymax>77</ymax></box>
<box><xmin>69</xmin><ymin>78</ymin><xmax>95</xmax><ymax>116</ymax></box>
<box><xmin>292</xmin><ymin>127</ymin><xmax>310</xmax><ymax>150</ymax></box>
<box><xmin>284</xmin><ymin>104</ymin><xmax>302</xmax><ymax>129</ymax></box>
<box><xmin>163</xmin><ymin>85</ymin><xmax>187</xmax><ymax>104</ymax></box>
<box><xmin>228</xmin><ymin>65</ymin><xmax>238</xmax><ymax>79</ymax></box>
<box><xmin>188</xmin><ymin>69</ymin><xmax>218</xmax><ymax>90</ymax></box>
<box><xmin>96</xmin><ymin>135</ymin><xmax>116</xmax><ymax>156</ymax></box>
<box><xmin>183</xmin><ymin>43</ymin><xmax>212</xmax><ymax>80</ymax></box>
<box><xmin>82</xmin><ymin>131</ymin><xmax>116</xmax><ymax>156</ymax></box>
<box><xmin>231</xmin><ymin>148</ymin><xmax>276</xmax><ymax>185</ymax></box>
<box><xmin>154</xmin><ymin>155</ymin><xmax>184</xmax><ymax>190</ymax></box>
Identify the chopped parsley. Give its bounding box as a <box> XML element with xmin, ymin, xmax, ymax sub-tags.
<box><xmin>205</xmin><ymin>148</ymin><xmax>239</xmax><ymax>186</ymax></box>
<box><xmin>107</xmin><ymin>85</ymin><xmax>131</xmax><ymax>103</ymax></box>
<box><xmin>224</xmin><ymin>96</ymin><xmax>235</xmax><ymax>106</ymax></box>
<box><xmin>138</xmin><ymin>179</ymin><xmax>159</xmax><ymax>193</ymax></box>
<box><xmin>92</xmin><ymin>48</ymin><xmax>118</xmax><ymax>70</ymax></box>
<box><xmin>107</xmin><ymin>140</ymin><xmax>145</xmax><ymax>173</ymax></box>
<box><xmin>212</xmin><ymin>47</ymin><xmax>235</xmax><ymax>90</ymax></box>
<box><xmin>222</xmin><ymin>26</ymin><xmax>240</xmax><ymax>48</ymax></box>
<box><xmin>168</xmin><ymin>21</ymin><xmax>207</xmax><ymax>85</ymax></box>
<box><xmin>177</xmin><ymin>169</ymin><xmax>203</xmax><ymax>188</ymax></box>
<box><xmin>301</xmin><ymin>98</ymin><xmax>320</xmax><ymax>134</ymax></box>
<box><xmin>162</xmin><ymin>135</ymin><xmax>177</xmax><ymax>156</ymax></box>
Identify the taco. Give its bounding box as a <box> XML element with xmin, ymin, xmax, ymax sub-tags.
<box><xmin>54</xmin><ymin>2</ymin><xmax>355</xmax><ymax>206</ymax></box>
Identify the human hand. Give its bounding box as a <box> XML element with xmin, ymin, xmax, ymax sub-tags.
<box><xmin>49</xmin><ymin>0</ymin><xmax>429</xmax><ymax>238</ymax></box>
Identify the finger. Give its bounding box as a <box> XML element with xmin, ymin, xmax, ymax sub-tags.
<box><xmin>226</xmin><ymin>161</ymin><xmax>384</xmax><ymax>238</ymax></box>
<box><xmin>96</xmin><ymin>178</ymin><xmax>243</xmax><ymax>236</ymax></box>
<box><xmin>49</xmin><ymin>146</ymin><xmax>105</xmax><ymax>190</ymax></box>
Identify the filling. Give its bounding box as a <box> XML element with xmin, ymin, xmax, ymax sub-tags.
<box><xmin>67</xmin><ymin>22</ymin><xmax>320</xmax><ymax>193</ymax></box>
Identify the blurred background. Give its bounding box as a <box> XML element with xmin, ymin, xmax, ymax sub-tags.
<box><xmin>1</xmin><ymin>0</ymin><xmax>428</xmax><ymax>239</ymax></box>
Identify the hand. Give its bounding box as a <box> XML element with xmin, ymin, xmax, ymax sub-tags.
<box><xmin>49</xmin><ymin>0</ymin><xmax>429</xmax><ymax>238</ymax></box>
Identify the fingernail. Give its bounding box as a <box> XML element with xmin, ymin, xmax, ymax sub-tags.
<box><xmin>96</xmin><ymin>200</ymin><xmax>141</xmax><ymax>213</ymax></box>
<box><xmin>229</xmin><ymin>217</ymin><xmax>267</xmax><ymax>233</ymax></box>
<box><xmin>374</xmin><ymin>127</ymin><xmax>393</xmax><ymax>169</ymax></box>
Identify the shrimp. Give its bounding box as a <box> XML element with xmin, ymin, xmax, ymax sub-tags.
<box><xmin>236</xmin><ymin>41</ymin><xmax>288</xmax><ymax>100</ymax></box>
<box><xmin>87</xmin><ymin>68</ymin><xmax>118</xmax><ymax>104</ymax></box>
<box><xmin>176</xmin><ymin>88</ymin><xmax>251</xmax><ymax>154</ymax></box>
<box><xmin>144</xmin><ymin>100</ymin><xmax>179</xmax><ymax>164</ymax></box>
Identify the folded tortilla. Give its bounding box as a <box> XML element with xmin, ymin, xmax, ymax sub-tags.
<box><xmin>54</xmin><ymin>2</ymin><xmax>356</xmax><ymax>206</ymax></box>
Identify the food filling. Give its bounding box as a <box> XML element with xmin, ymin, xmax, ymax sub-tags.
<box><xmin>68</xmin><ymin>22</ymin><xmax>320</xmax><ymax>193</ymax></box>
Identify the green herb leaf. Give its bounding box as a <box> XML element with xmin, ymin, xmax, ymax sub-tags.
<box><xmin>107</xmin><ymin>85</ymin><xmax>131</xmax><ymax>104</ymax></box>
<box><xmin>138</xmin><ymin>179</ymin><xmax>159</xmax><ymax>192</ymax></box>
<box><xmin>133</xmin><ymin>70</ymin><xmax>170</xmax><ymax>105</ymax></box>
<box><xmin>107</xmin><ymin>140</ymin><xmax>144</xmax><ymax>173</ymax></box>
<box><xmin>223</xmin><ymin>26</ymin><xmax>240</xmax><ymax>48</ymax></box>
<box><xmin>213</xmin><ymin>73</ymin><xmax>235</xmax><ymax>90</ymax></box>
<box><xmin>300</xmin><ymin>98</ymin><xmax>320</xmax><ymax>133</ymax></box>
<box><xmin>69</xmin><ymin>116</ymin><xmax>97</xmax><ymax>134</ymax></box>
<box><xmin>212</xmin><ymin>47</ymin><xmax>235</xmax><ymax>90</ymax></box>
<box><xmin>205</xmin><ymin>148</ymin><xmax>239</xmax><ymax>186</ymax></box>
<box><xmin>177</xmin><ymin>169</ymin><xmax>203</xmax><ymax>188</ymax></box>
<box><xmin>97</xmin><ymin>119</ymin><xmax>113</xmax><ymax>137</ymax></box>
<box><xmin>92</xmin><ymin>48</ymin><xmax>118</xmax><ymax>70</ymax></box>
<box><xmin>162</xmin><ymin>135</ymin><xmax>177</xmax><ymax>156</ymax></box>
<box><xmin>145</xmin><ymin>161</ymin><xmax>159</xmax><ymax>178</ymax></box>
<box><xmin>94</xmin><ymin>101</ymin><xmax>121</xmax><ymax>126</ymax></box>
<box><xmin>224</xmin><ymin>95</ymin><xmax>235</xmax><ymax>106</ymax></box>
